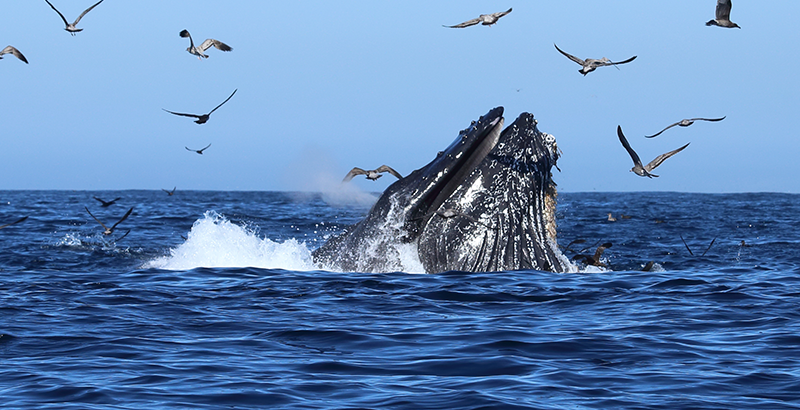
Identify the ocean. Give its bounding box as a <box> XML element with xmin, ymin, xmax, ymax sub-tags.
<box><xmin>1</xmin><ymin>190</ymin><xmax>799</xmax><ymax>409</ymax></box>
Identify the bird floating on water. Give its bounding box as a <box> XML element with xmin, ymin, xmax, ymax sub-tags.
<box><xmin>163</xmin><ymin>89</ymin><xmax>237</xmax><ymax>125</ymax></box>
<box><xmin>186</xmin><ymin>143</ymin><xmax>212</xmax><ymax>155</ymax></box>
<box><xmin>342</xmin><ymin>165</ymin><xmax>403</xmax><ymax>182</ymax></box>
<box><xmin>617</xmin><ymin>125</ymin><xmax>689</xmax><ymax>178</ymax></box>
<box><xmin>1</xmin><ymin>46</ymin><xmax>28</xmax><ymax>64</ymax></box>
<box><xmin>93</xmin><ymin>196</ymin><xmax>121</xmax><ymax>207</ymax></box>
<box><xmin>645</xmin><ymin>117</ymin><xmax>726</xmax><ymax>138</ymax></box>
<box><xmin>554</xmin><ymin>44</ymin><xmax>636</xmax><ymax>76</ymax></box>
<box><xmin>85</xmin><ymin>206</ymin><xmax>133</xmax><ymax>236</ymax></box>
<box><xmin>0</xmin><ymin>216</ymin><xmax>28</xmax><ymax>230</ymax></box>
<box><xmin>706</xmin><ymin>0</ymin><xmax>740</xmax><ymax>29</ymax></box>
<box><xmin>444</xmin><ymin>8</ymin><xmax>512</xmax><ymax>28</ymax></box>
<box><xmin>44</xmin><ymin>0</ymin><xmax>104</xmax><ymax>36</ymax></box>
<box><xmin>180</xmin><ymin>29</ymin><xmax>232</xmax><ymax>59</ymax></box>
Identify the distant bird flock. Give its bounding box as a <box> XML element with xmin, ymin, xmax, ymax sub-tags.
<box><xmin>1</xmin><ymin>1</ymin><xmax>739</xmax><ymax>244</ymax></box>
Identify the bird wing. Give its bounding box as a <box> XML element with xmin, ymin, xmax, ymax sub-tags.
<box><xmin>73</xmin><ymin>0</ymin><xmax>104</xmax><ymax>25</ymax></box>
<box><xmin>179</xmin><ymin>29</ymin><xmax>195</xmax><ymax>49</ymax></box>
<box><xmin>85</xmin><ymin>206</ymin><xmax>109</xmax><ymax>230</ymax></box>
<box><xmin>199</xmin><ymin>143</ymin><xmax>212</xmax><ymax>152</ymax></box>
<box><xmin>444</xmin><ymin>17</ymin><xmax>482</xmax><ymax>28</ymax></box>
<box><xmin>2</xmin><ymin>46</ymin><xmax>28</xmax><ymax>64</ymax></box>
<box><xmin>0</xmin><ymin>216</ymin><xmax>28</xmax><ymax>230</ymax></box>
<box><xmin>163</xmin><ymin>108</ymin><xmax>201</xmax><ymax>119</ymax></box>
<box><xmin>716</xmin><ymin>0</ymin><xmax>732</xmax><ymax>21</ymax></box>
<box><xmin>342</xmin><ymin>167</ymin><xmax>367</xmax><ymax>182</ymax></box>
<box><xmin>490</xmin><ymin>8</ymin><xmax>512</xmax><ymax>19</ymax></box>
<box><xmin>644</xmin><ymin>142</ymin><xmax>690</xmax><ymax>172</ymax></box>
<box><xmin>375</xmin><ymin>165</ymin><xmax>403</xmax><ymax>179</ymax></box>
<box><xmin>690</xmin><ymin>116</ymin><xmax>726</xmax><ymax>123</ymax></box>
<box><xmin>207</xmin><ymin>89</ymin><xmax>237</xmax><ymax>115</ymax></box>
<box><xmin>110</xmin><ymin>207</ymin><xmax>134</xmax><ymax>231</ymax></box>
<box><xmin>645</xmin><ymin>121</ymin><xmax>682</xmax><ymax>138</ymax></box>
<box><xmin>610</xmin><ymin>55</ymin><xmax>637</xmax><ymax>66</ymax></box>
<box><xmin>554</xmin><ymin>44</ymin><xmax>585</xmax><ymax>66</ymax></box>
<box><xmin>200</xmin><ymin>38</ymin><xmax>232</xmax><ymax>52</ymax></box>
<box><xmin>44</xmin><ymin>0</ymin><xmax>71</xmax><ymax>27</ymax></box>
<box><xmin>93</xmin><ymin>196</ymin><xmax>107</xmax><ymax>204</ymax></box>
<box><xmin>617</xmin><ymin>126</ymin><xmax>644</xmax><ymax>168</ymax></box>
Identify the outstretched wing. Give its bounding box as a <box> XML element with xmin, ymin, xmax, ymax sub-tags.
<box><xmin>444</xmin><ymin>17</ymin><xmax>482</xmax><ymax>28</ymax></box>
<box><xmin>73</xmin><ymin>0</ymin><xmax>104</xmax><ymax>25</ymax></box>
<box><xmin>490</xmin><ymin>8</ymin><xmax>513</xmax><ymax>20</ymax></box>
<box><xmin>1</xmin><ymin>46</ymin><xmax>28</xmax><ymax>64</ymax></box>
<box><xmin>179</xmin><ymin>29</ymin><xmax>195</xmax><ymax>49</ymax></box>
<box><xmin>0</xmin><ymin>216</ymin><xmax>28</xmax><ymax>230</ymax></box>
<box><xmin>690</xmin><ymin>116</ymin><xmax>726</xmax><ymax>123</ymax></box>
<box><xmin>610</xmin><ymin>55</ymin><xmax>637</xmax><ymax>66</ymax></box>
<box><xmin>645</xmin><ymin>121</ymin><xmax>682</xmax><ymax>138</ymax></box>
<box><xmin>199</xmin><ymin>143</ymin><xmax>212</xmax><ymax>152</ymax></box>
<box><xmin>716</xmin><ymin>0</ymin><xmax>733</xmax><ymax>21</ymax></box>
<box><xmin>207</xmin><ymin>89</ymin><xmax>237</xmax><ymax>115</ymax></box>
<box><xmin>617</xmin><ymin>126</ymin><xmax>643</xmax><ymax>168</ymax></box>
<box><xmin>342</xmin><ymin>167</ymin><xmax>367</xmax><ymax>182</ymax></box>
<box><xmin>44</xmin><ymin>0</ymin><xmax>70</xmax><ymax>26</ymax></box>
<box><xmin>554</xmin><ymin>44</ymin><xmax>585</xmax><ymax>66</ymax></box>
<box><xmin>375</xmin><ymin>165</ymin><xmax>403</xmax><ymax>179</ymax></box>
<box><xmin>110</xmin><ymin>207</ymin><xmax>134</xmax><ymax>231</ymax></box>
<box><xmin>85</xmin><ymin>206</ymin><xmax>109</xmax><ymax>231</ymax></box>
<box><xmin>199</xmin><ymin>38</ymin><xmax>233</xmax><ymax>52</ymax></box>
<box><xmin>644</xmin><ymin>143</ymin><xmax>690</xmax><ymax>172</ymax></box>
<box><xmin>163</xmin><ymin>108</ymin><xmax>201</xmax><ymax>119</ymax></box>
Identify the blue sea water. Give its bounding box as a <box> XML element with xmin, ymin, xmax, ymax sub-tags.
<box><xmin>1</xmin><ymin>190</ymin><xmax>800</xmax><ymax>409</ymax></box>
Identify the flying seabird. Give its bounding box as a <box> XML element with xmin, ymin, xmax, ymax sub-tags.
<box><xmin>617</xmin><ymin>125</ymin><xmax>689</xmax><ymax>178</ymax></box>
<box><xmin>706</xmin><ymin>0</ymin><xmax>740</xmax><ymax>28</ymax></box>
<box><xmin>180</xmin><ymin>29</ymin><xmax>232</xmax><ymax>59</ymax></box>
<box><xmin>163</xmin><ymin>187</ymin><xmax>176</xmax><ymax>196</ymax></box>
<box><xmin>1</xmin><ymin>46</ymin><xmax>28</xmax><ymax>64</ymax></box>
<box><xmin>44</xmin><ymin>0</ymin><xmax>104</xmax><ymax>36</ymax></box>
<box><xmin>93</xmin><ymin>196</ymin><xmax>121</xmax><ymax>207</ymax></box>
<box><xmin>163</xmin><ymin>89</ymin><xmax>237</xmax><ymax>125</ymax></box>
<box><xmin>444</xmin><ymin>8</ymin><xmax>512</xmax><ymax>28</ymax></box>
<box><xmin>186</xmin><ymin>143</ymin><xmax>212</xmax><ymax>155</ymax></box>
<box><xmin>85</xmin><ymin>206</ymin><xmax>133</xmax><ymax>236</ymax></box>
<box><xmin>572</xmin><ymin>242</ymin><xmax>613</xmax><ymax>267</ymax></box>
<box><xmin>554</xmin><ymin>44</ymin><xmax>637</xmax><ymax>76</ymax></box>
<box><xmin>0</xmin><ymin>216</ymin><xmax>28</xmax><ymax>230</ymax></box>
<box><xmin>342</xmin><ymin>165</ymin><xmax>403</xmax><ymax>182</ymax></box>
<box><xmin>645</xmin><ymin>116</ymin><xmax>726</xmax><ymax>138</ymax></box>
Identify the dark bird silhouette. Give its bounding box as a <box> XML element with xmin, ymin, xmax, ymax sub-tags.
<box><xmin>180</xmin><ymin>29</ymin><xmax>232</xmax><ymax>59</ymax></box>
<box><xmin>93</xmin><ymin>196</ymin><xmax>121</xmax><ymax>207</ymax></box>
<box><xmin>560</xmin><ymin>238</ymin><xmax>587</xmax><ymax>253</ymax></box>
<box><xmin>1</xmin><ymin>46</ymin><xmax>28</xmax><ymax>64</ymax></box>
<box><xmin>186</xmin><ymin>143</ymin><xmax>212</xmax><ymax>155</ymax></box>
<box><xmin>163</xmin><ymin>187</ymin><xmax>176</xmax><ymax>196</ymax></box>
<box><xmin>646</xmin><ymin>117</ymin><xmax>726</xmax><ymax>138</ymax></box>
<box><xmin>444</xmin><ymin>8</ymin><xmax>512</xmax><ymax>28</ymax></box>
<box><xmin>44</xmin><ymin>0</ymin><xmax>104</xmax><ymax>36</ymax></box>
<box><xmin>85</xmin><ymin>206</ymin><xmax>133</xmax><ymax>236</ymax></box>
<box><xmin>617</xmin><ymin>125</ymin><xmax>689</xmax><ymax>178</ymax></box>
<box><xmin>554</xmin><ymin>44</ymin><xmax>636</xmax><ymax>76</ymax></box>
<box><xmin>706</xmin><ymin>0</ymin><xmax>740</xmax><ymax>28</ymax></box>
<box><xmin>680</xmin><ymin>234</ymin><xmax>717</xmax><ymax>257</ymax></box>
<box><xmin>163</xmin><ymin>89</ymin><xmax>237</xmax><ymax>124</ymax></box>
<box><xmin>572</xmin><ymin>242</ymin><xmax>613</xmax><ymax>267</ymax></box>
<box><xmin>342</xmin><ymin>165</ymin><xmax>403</xmax><ymax>182</ymax></box>
<box><xmin>0</xmin><ymin>216</ymin><xmax>28</xmax><ymax>230</ymax></box>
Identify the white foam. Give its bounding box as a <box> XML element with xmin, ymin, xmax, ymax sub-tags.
<box><xmin>145</xmin><ymin>211</ymin><xmax>316</xmax><ymax>271</ymax></box>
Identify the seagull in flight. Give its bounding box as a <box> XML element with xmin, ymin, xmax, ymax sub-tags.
<box><xmin>162</xmin><ymin>187</ymin><xmax>176</xmax><ymax>196</ymax></box>
<box><xmin>444</xmin><ymin>8</ymin><xmax>512</xmax><ymax>28</ymax></box>
<box><xmin>645</xmin><ymin>116</ymin><xmax>726</xmax><ymax>138</ymax></box>
<box><xmin>1</xmin><ymin>46</ymin><xmax>28</xmax><ymax>64</ymax></box>
<box><xmin>706</xmin><ymin>0</ymin><xmax>740</xmax><ymax>28</ymax></box>
<box><xmin>180</xmin><ymin>29</ymin><xmax>232</xmax><ymax>59</ymax></box>
<box><xmin>44</xmin><ymin>0</ymin><xmax>104</xmax><ymax>36</ymax></box>
<box><xmin>93</xmin><ymin>196</ymin><xmax>121</xmax><ymax>207</ymax></box>
<box><xmin>617</xmin><ymin>125</ymin><xmax>689</xmax><ymax>178</ymax></box>
<box><xmin>554</xmin><ymin>44</ymin><xmax>637</xmax><ymax>76</ymax></box>
<box><xmin>163</xmin><ymin>89</ymin><xmax>237</xmax><ymax>124</ymax></box>
<box><xmin>0</xmin><ymin>216</ymin><xmax>28</xmax><ymax>230</ymax></box>
<box><xmin>342</xmin><ymin>165</ymin><xmax>403</xmax><ymax>182</ymax></box>
<box><xmin>186</xmin><ymin>143</ymin><xmax>212</xmax><ymax>155</ymax></box>
<box><xmin>85</xmin><ymin>206</ymin><xmax>133</xmax><ymax>236</ymax></box>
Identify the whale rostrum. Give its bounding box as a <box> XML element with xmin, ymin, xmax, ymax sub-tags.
<box><xmin>313</xmin><ymin>107</ymin><xmax>570</xmax><ymax>273</ymax></box>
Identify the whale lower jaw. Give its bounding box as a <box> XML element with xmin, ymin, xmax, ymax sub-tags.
<box><xmin>313</xmin><ymin>108</ymin><xmax>569</xmax><ymax>273</ymax></box>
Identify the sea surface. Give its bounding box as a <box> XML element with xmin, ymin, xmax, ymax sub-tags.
<box><xmin>2</xmin><ymin>190</ymin><xmax>799</xmax><ymax>409</ymax></box>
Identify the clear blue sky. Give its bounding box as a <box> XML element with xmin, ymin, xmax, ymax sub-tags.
<box><xmin>2</xmin><ymin>1</ymin><xmax>797</xmax><ymax>193</ymax></box>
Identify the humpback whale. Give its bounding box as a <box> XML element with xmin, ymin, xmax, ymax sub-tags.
<box><xmin>313</xmin><ymin>107</ymin><xmax>570</xmax><ymax>273</ymax></box>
